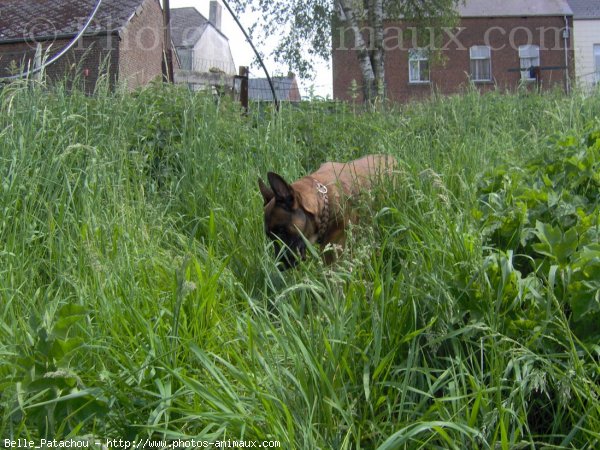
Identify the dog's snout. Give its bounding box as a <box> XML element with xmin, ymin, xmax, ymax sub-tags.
<box><xmin>272</xmin><ymin>237</ymin><xmax>306</xmax><ymax>270</ymax></box>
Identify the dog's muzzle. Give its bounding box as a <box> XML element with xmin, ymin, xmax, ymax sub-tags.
<box><xmin>273</xmin><ymin>238</ymin><xmax>306</xmax><ymax>270</ymax></box>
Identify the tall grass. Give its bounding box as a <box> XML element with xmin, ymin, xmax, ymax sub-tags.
<box><xmin>0</xmin><ymin>79</ymin><xmax>599</xmax><ymax>448</ymax></box>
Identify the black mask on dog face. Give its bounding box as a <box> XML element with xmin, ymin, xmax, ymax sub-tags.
<box><xmin>268</xmin><ymin>223</ymin><xmax>307</xmax><ymax>269</ymax></box>
<box><xmin>259</xmin><ymin>172</ymin><xmax>312</xmax><ymax>269</ymax></box>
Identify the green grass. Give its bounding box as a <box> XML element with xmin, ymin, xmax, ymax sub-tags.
<box><xmin>0</xmin><ymin>78</ymin><xmax>599</xmax><ymax>449</ymax></box>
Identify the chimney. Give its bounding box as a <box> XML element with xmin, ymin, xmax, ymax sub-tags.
<box><xmin>209</xmin><ymin>1</ymin><xmax>222</xmax><ymax>31</ymax></box>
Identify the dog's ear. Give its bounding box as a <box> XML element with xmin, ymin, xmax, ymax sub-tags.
<box><xmin>258</xmin><ymin>177</ymin><xmax>274</xmax><ymax>205</ymax></box>
<box><xmin>267</xmin><ymin>172</ymin><xmax>294</xmax><ymax>209</ymax></box>
<box><xmin>296</xmin><ymin>190</ymin><xmax>319</xmax><ymax>217</ymax></box>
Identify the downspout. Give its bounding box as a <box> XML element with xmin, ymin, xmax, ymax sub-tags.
<box><xmin>563</xmin><ymin>15</ymin><xmax>571</xmax><ymax>94</ymax></box>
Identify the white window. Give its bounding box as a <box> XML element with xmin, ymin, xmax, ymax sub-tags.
<box><xmin>409</xmin><ymin>49</ymin><xmax>430</xmax><ymax>83</ymax></box>
<box><xmin>519</xmin><ymin>45</ymin><xmax>540</xmax><ymax>81</ymax></box>
<box><xmin>594</xmin><ymin>44</ymin><xmax>600</xmax><ymax>84</ymax></box>
<box><xmin>470</xmin><ymin>45</ymin><xmax>492</xmax><ymax>81</ymax></box>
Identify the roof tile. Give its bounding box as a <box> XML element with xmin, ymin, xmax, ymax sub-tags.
<box><xmin>567</xmin><ymin>0</ymin><xmax>600</xmax><ymax>19</ymax></box>
<box><xmin>0</xmin><ymin>0</ymin><xmax>149</xmax><ymax>41</ymax></box>
<box><xmin>170</xmin><ymin>7</ymin><xmax>208</xmax><ymax>47</ymax></box>
<box><xmin>458</xmin><ymin>0</ymin><xmax>572</xmax><ymax>17</ymax></box>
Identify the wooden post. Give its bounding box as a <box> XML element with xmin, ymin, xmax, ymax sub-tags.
<box><xmin>162</xmin><ymin>0</ymin><xmax>174</xmax><ymax>83</ymax></box>
<box><xmin>239</xmin><ymin>66</ymin><xmax>249</xmax><ymax>112</ymax></box>
<box><xmin>33</xmin><ymin>43</ymin><xmax>42</xmax><ymax>80</ymax></box>
<box><xmin>533</xmin><ymin>66</ymin><xmax>541</xmax><ymax>90</ymax></box>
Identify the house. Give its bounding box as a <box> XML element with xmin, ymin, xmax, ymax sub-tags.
<box><xmin>170</xmin><ymin>2</ymin><xmax>236</xmax><ymax>90</ymax></box>
<box><xmin>567</xmin><ymin>0</ymin><xmax>600</xmax><ymax>87</ymax></box>
<box><xmin>249</xmin><ymin>73</ymin><xmax>302</xmax><ymax>102</ymax></box>
<box><xmin>0</xmin><ymin>0</ymin><xmax>168</xmax><ymax>91</ymax></box>
<box><xmin>333</xmin><ymin>0</ymin><xmax>575</xmax><ymax>102</ymax></box>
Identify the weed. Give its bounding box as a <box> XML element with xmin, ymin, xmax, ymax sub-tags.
<box><xmin>0</xmin><ymin>80</ymin><xmax>599</xmax><ymax>448</ymax></box>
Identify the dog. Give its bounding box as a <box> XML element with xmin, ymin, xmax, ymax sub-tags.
<box><xmin>258</xmin><ymin>154</ymin><xmax>396</xmax><ymax>268</ymax></box>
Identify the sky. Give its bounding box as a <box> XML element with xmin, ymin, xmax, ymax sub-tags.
<box><xmin>167</xmin><ymin>0</ymin><xmax>333</xmax><ymax>98</ymax></box>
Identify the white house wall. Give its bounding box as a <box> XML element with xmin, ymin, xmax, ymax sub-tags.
<box><xmin>193</xmin><ymin>27</ymin><xmax>235</xmax><ymax>75</ymax></box>
<box><xmin>573</xmin><ymin>19</ymin><xmax>600</xmax><ymax>86</ymax></box>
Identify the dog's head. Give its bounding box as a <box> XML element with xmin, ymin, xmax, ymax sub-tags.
<box><xmin>258</xmin><ymin>172</ymin><xmax>318</xmax><ymax>269</ymax></box>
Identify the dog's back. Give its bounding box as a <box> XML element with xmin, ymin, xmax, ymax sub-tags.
<box><xmin>310</xmin><ymin>154</ymin><xmax>396</xmax><ymax>199</ymax></box>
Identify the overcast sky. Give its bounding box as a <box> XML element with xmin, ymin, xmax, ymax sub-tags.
<box><xmin>166</xmin><ymin>0</ymin><xmax>333</xmax><ymax>98</ymax></box>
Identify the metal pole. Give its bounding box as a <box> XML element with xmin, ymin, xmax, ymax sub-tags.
<box><xmin>563</xmin><ymin>15</ymin><xmax>571</xmax><ymax>94</ymax></box>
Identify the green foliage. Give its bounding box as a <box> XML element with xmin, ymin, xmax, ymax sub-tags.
<box><xmin>0</xmin><ymin>80</ymin><xmax>599</xmax><ymax>448</ymax></box>
<box><xmin>6</xmin><ymin>304</ymin><xmax>109</xmax><ymax>438</ymax></box>
<box><xmin>477</xmin><ymin>123</ymin><xmax>600</xmax><ymax>343</ymax></box>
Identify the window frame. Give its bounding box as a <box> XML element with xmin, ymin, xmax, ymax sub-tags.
<box><xmin>518</xmin><ymin>45</ymin><xmax>541</xmax><ymax>81</ymax></box>
<box><xmin>408</xmin><ymin>48</ymin><xmax>430</xmax><ymax>84</ymax></box>
<box><xmin>469</xmin><ymin>45</ymin><xmax>492</xmax><ymax>82</ymax></box>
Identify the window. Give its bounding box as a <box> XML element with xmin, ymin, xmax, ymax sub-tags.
<box><xmin>470</xmin><ymin>46</ymin><xmax>491</xmax><ymax>81</ymax></box>
<box><xmin>177</xmin><ymin>48</ymin><xmax>192</xmax><ymax>71</ymax></box>
<box><xmin>409</xmin><ymin>49</ymin><xmax>430</xmax><ymax>83</ymax></box>
<box><xmin>519</xmin><ymin>45</ymin><xmax>540</xmax><ymax>81</ymax></box>
<box><xmin>595</xmin><ymin>44</ymin><xmax>600</xmax><ymax>84</ymax></box>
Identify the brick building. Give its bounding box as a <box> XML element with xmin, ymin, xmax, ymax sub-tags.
<box><xmin>0</xmin><ymin>0</ymin><xmax>169</xmax><ymax>91</ymax></box>
<box><xmin>333</xmin><ymin>0</ymin><xmax>575</xmax><ymax>102</ymax></box>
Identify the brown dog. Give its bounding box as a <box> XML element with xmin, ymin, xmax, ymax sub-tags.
<box><xmin>259</xmin><ymin>154</ymin><xmax>396</xmax><ymax>268</ymax></box>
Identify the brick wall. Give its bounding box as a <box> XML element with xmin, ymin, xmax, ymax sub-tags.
<box><xmin>118</xmin><ymin>0</ymin><xmax>165</xmax><ymax>90</ymax></box>
<box><xmin>0</xmin><ymin>34</ymin><xmax>119</xmax><ymax>91</ymax></box>
<box><xmin>0</xmin><ymin>0</ymin><xmax>165</xmax><ymax>92</ymax></box>
<box><xmin>288</xmin><ymin>78</ymin><xmax>302</xmax><ymax>102</ymax></box>
<box><xmin>333</xmin><ymin>15</ymin><xmax>575</xmax><ymax>102</ymax></box>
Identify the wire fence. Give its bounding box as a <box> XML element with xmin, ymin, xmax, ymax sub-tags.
<box><xmin>575</xmin><ymin>70</ymin><xmax>600</xmax><ymax>87</ymax></box>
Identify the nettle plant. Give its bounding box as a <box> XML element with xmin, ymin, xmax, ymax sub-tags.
<box><xmin>6</xmin><ymin>304</ymin><xmax>109</xmax><ymax>438</ymax></box>
<box><xmin>476</xmin><ymin>123</ymin><xmax>600</xmax><ymax>344</ymax></box>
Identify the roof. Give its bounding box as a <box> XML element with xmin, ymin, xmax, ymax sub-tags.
<box><xmin>170</xmin><ymin>7</ymin><xmax>231</xmax><ymax>47</ymax></box>
<box><xmin>458</xmin><ymin>0</ymin><xmax>572</xmax><ymax>17</ymax></box>
<box><xmin>249</xmin><ymin>76</ymin><xmax>300</xmax><ymax>102</ymax></box>
<box><xmin>170</xmin><ymin>7</ymin><xmax>208</xmax><ymax>48</ymax></box>
<box><xmin>567</xmin><ymin>0</ymin><xmax>600</xmax><ymax>19</ymax></box>
<box><xmin>0</xmin><ymin>0</ymin><xmax>151</xmax><ymax>42</ymax></box>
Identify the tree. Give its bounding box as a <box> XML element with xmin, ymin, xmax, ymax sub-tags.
<box><xmin>235</xmin><ymin>0</ymin><xmax>462</xmax><ymax>102</ymax></box>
